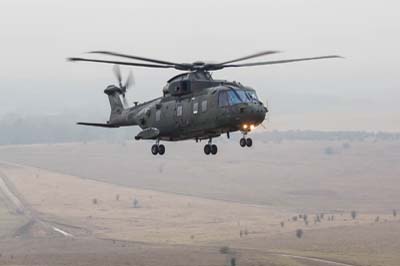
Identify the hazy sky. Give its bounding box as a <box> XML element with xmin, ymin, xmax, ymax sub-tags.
<box><xmin>1</xmin><ymin>0</ymin><xmax>399</xmax><ymax>131</ymax></box>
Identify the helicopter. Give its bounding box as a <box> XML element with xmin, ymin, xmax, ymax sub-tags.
<box><xmin>68</xmin><ymin>51</ymin><xmax>340</xmax><ymax>155</ymax></box>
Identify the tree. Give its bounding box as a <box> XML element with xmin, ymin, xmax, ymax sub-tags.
<box><xmin>375</xmin><ymin>216</ymin><xmax>380</xmax><ymax>223</ymax></box>
<box><xmin>116</xmin><ymin>194</ymin><xmax>120</xmax><ymax>201</ymax></box>
<box><xmin>133</xmin><ymin>198</ymin><xmax>139</xmax><ymax>208</ymax></box>
<box><xmin>280</xmin><ymin>221</ymin><xmax>285</xmax><ymax>228</ymax></box>
<box><xmin>92</xmin><ymin>198</ymin><xmax>98</xmax><ymax>205</ymax></box>
<box><xmin>292</xmin><ymin>216</ymin><xmax>298</xmax><ymax>222</ymax></box>
<box><xmin>393</xmin><ymin>209</ymin><xmax>397</xmax><ymax>217</ymax></box>
<box><xmin>296</xmin><ymin>229</ymin><xmax>303</xmax><ymax>239</ymax></box>
<box><xmin>351</xmin><ymin>210</ymin><xmax>357</xmax><ymax>220</ymax></box>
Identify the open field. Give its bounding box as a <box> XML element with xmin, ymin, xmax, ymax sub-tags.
<box><xmin>0</xmin><ymin>140</ymin><xmax>399</xmax><ymax>265</ymax></box>
<box><xmin>0</xmin><ymin>139</ymin><xmax>399</xmax><ymax>212</ymax></box>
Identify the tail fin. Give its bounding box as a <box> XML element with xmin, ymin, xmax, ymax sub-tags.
<box><xmin>104</xmin><ymin>85</ymin><xmax>124</xmax><ymax>122</ymax></box>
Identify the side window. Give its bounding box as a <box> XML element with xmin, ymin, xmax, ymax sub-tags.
<box><xmin>193</xmin><ymin>102</ymin><xmax>199</xmax><ymax>114</ymax></box>
<box><xmin>155</xmin><ymin>110</ymin><xmax>161</xmax><ymax>121</ymax></box>
<box><xmin>201</xmin><ymin>100</ymin><xmax>207</xmax><ymax>112</ymax></box>
<box><xmin>177</xmin><ymin>105</ymin><xmax>183</xmax><ymax>117</ymax></box>
<box><xmin>218</xmin><ymin>91</ymin><xmax>229</xmax><ymax>107</ymax></box>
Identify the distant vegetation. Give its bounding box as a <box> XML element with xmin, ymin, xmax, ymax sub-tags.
<box><xmin>296</xmin><ymin>229</ymin><xmax>303</xmax><ymax>239</ymax></box>
<box><xmin>0</xmin><ymin>113</ymin><xmax>399</xmax><ymax>145</ymax></box>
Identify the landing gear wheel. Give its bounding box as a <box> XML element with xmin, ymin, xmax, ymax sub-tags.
<box><xmin>240</xmin><ymin>138</ymin><xmax>247</xmax><ymax>147</ymax></box>
<box><xmin>151</xmin><ymin>144</ymin><xmax>159</xmax><ymax>155</ymax></box>
<box><xmin>211</xmin><ymin>144</ymin><xmax>218</xmax><ymax>155</ymax></box>
<box><xmin>204</xmin><ymin>144</ymin><xmax>211</xmax><ymax>155</ymax></box>
<box><xmin>246</xmin><ymin>138</ymin><xmax>253</xmax><ymax>147</ymax></box>
<box><xmin>158</xmin><ymin>144</ymin><xmax>165</xmax><ymax>155</ymax></box>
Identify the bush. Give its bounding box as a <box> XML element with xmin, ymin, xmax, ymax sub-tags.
<box><xmin>219</xmin><ymin>246</ymin><xmax>230</xmax><ymax>254</ymax></box>
<box><xmin>296</xmin><ymin>229</ymin><xmax>303</xmax><ymax>239</ymax></box>
<box><xmin>92</xmin><ymin>198</ymin><xmax>98</xmax><ymax>204</ymax></box>
<box><xmin>280</xmin><ymin>221</ymin><xmax>285</xmax><ymax>228</ymax></box>
<box><xmin>133</xmin><ymin>198</ymin><xmax>139</xmax><ymax>208</ymax></box>
<box><xmin>351</xmin><ymin>210</ymin><xmax>357</xmax><ymax>220</ymax></box>
<box><xmin>342</xmin><ymin>142</ymin><xmax>351</xmax><ymax>149</ymax></box>
<box><xmin>230</xmin><ymin>257</ymin><xmax>236</xmax><ymax>266</ymax></box>
<box><xmin>393</xmin><ymin>210</ymin><xmax>397</xmax><ymax>217</ymax></box>
<box><xmin>324</xmin><ymin>147</ymin><xmax>334</xmax><ymax>155</ymax></box>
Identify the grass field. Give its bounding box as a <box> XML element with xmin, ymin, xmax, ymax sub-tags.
<box><xmin>0</xmin><ymin>140</ymin><xmax>399</xmax><ymax>265</ymax></box>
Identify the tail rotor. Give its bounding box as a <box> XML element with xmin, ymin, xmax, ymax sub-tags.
<box><xmin>113</xmin><ymin>65</ymin><xmax>135</xmax><ymax>107</ymax></box>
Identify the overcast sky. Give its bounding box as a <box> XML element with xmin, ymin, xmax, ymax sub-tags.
<box><xmin>0</xmin><ymin>0</ymin><xmax>399</xmax><ymax>131</ymax></box>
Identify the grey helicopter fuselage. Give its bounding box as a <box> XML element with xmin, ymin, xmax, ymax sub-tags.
<box><xmin>106</xmin><ymin>70</ymin><xmax>267</xmax><ymax>141</ymax></box>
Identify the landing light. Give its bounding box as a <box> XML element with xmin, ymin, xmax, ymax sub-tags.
<box><xmin>250</xmin><ymin>125</ymin><xmax>255</xmax><ymax>131</ymax></box>
<box><xmin>243</xmin><ymin>124</ymin><xmax>248</xmax><ymax>130</ymax></box>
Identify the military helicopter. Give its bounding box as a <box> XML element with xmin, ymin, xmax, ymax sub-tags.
<box><xmin>68</xmin><ymin>51</ymin><xmax>340</xmax><ymax>155</ymax></box>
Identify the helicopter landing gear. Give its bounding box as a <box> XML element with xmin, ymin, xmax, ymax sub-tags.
<box><xmin>240</xmin><ymin>133</ymin><xmax>253</xmax><ymax>148</ymax></box>
<box><xmin>151</xmin><ymin>140</ymin><xmax>165</xmax><ymax>156</ymax></box>
<box><xmin>204</xmin><ymin>139</ymin><xmax>218</xmax><ymax>155</ymax></box>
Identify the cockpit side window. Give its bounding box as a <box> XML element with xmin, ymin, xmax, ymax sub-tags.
<box><xmin>218</xmin><ymin>91</ymin><xmax>229</xmax><ymax>107</ymax></box>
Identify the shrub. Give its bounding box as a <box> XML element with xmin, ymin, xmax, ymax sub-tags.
<box><xmin>219</xmin><ymin>246</ymin><xmax>230</xmax><ymax>254</ymax></box>
<box><xmin>324</xmin><ymin>147</ymin><xmax>334</xmax><ymax>155</ymax></box>
<box><xmin>133</xmin><ymin>198</ymin><xmax>139</xmax><ymax>208</ymax></box>
<box><xmin>296</xmin><ymin>229</ymin><xmax>303</xmax><ymax>239</ymax></box>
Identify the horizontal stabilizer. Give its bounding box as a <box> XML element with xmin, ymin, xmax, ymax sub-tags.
<box><xmin>77</xmin><ymin>122</ymin><xmax>119</xmax><ymax>128</ymax></box>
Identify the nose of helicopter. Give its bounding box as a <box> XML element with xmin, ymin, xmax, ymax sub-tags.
<box><xmin>236</xmin><ymin>101</ymin><xmax>267</xmax><ymax>129</ymax></box>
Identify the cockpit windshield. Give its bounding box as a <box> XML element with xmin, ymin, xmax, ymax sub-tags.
<box><xmin>218</xmin><ymin>88</ymin><xmax>259</xmax><ymax>107</ymax></box>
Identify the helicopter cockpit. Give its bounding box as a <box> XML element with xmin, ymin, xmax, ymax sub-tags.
<box><xmin>218</xmin><ymin>88</ymin><xmax>259</xmax><ymax>107</ymax></box>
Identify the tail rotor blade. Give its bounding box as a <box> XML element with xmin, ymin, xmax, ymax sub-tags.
<box><xmin>113</xmin><ymin>65</ymin><xmax>123</xmax><ymax>88</ymax></box>
<box><xmin>124</xmin><ymin>70</ymin><xmax>135</xmax><ymax>90</ymax></box>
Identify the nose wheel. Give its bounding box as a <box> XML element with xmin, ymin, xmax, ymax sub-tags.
<box><xmin>204</xmin><ymin>139</ymin><xmax>218</xmax><ymax>155</ymax></box>
<box><xmin>240</xmin><ymin>134</ymin><xmax>253</xmax><ymax>148</ymax></box>
<box><xmin>151</xmin><ymin>140</ymin><xmax>165</xmax><ymax>155</ymax></box>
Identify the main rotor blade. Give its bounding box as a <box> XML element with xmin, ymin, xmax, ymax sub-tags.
<box><xmin>89</xmin><ymin>51</ymin><xmax>180</xmax><ymax>66</ymax></box>
<box><xmin>67</xmin><ymin>57</ymin><xmax>175</xmax><ymax>68</ymax></box>
<box><xmin>223</xmin><ymin>55</ymin><xmax>342</xmax><ymax>68</ymax></box>
<box><xmin>218</xmin><ymin>50</ymin><xmax>280</xmax><ymax>65</ymax></box>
